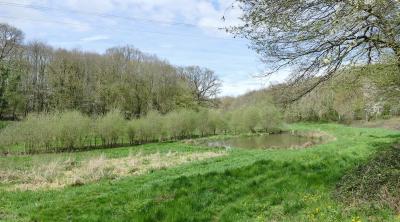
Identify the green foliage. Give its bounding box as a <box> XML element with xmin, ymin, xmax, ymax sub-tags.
<box><xmin>229</xmin><ymin>109</ymin><xmax>243</xmax><ymax>134</ymax></box>
<box><xmin>20</xmin><ymin>113</ymin><xmax>58</xmax><ymax>152</ymax></box>
<box><xmin>0</xmin><ymin>112</ymin><xmax>92</xmax><ymax>153</ymax></box>
<box><xmin>56</xmin><ymin>111</ymin><xmax>91</xmax><ymax>149</ymax></box>
<box><xmin>126</xmin><ymin>119</ymin><xmax>138</xmax><ymax>145</ymax></box>
<box><xmin>135</xmin><ymin>111</ymin><xmax>164</xmax><ymax>142</ymax></box>
<box><xmin>227</xmin><ymin>102</ymin><xmax>283</xmax><ymax>134</ymax></box>
<box><xmin>241</xmin><ymin>106</ymin><xmax>261</xmax><ymax>133</ymax></box>
<box><xmin>95</xmin><ymin>110</ymin><xmax>126</xmax><ymax>146</ymax></box>
<box><xmin>206</xmin><ymin>109</ymin><xmax>224</xmax><ymax>135</ymax></box>
<box><xmin>162</xmin><ymin>109</ymin><xmax>199</xmax><ymax>139</ymax></box>
<box><xmin>259</xmin><ymin>104</ymin><xmax>283</xmax><ymax>132</ymax></box>
<box><xmin>336</xmin><ymin>145</ymin><xmax>400</xmax><ymax>212</ymax></box>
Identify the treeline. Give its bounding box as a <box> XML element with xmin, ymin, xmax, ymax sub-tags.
<box><xmin>226</xmin><ymin>60</ymin><xmax>400</xmax><ymax>123</ymax></box>
<box><xmin>0</xmin><ymin>23</ymin><xmax>220</xmax><ymax>119</ymax></box>
<box><xmin>283</xmin><ymin>62</ymin><xmax>400</xmax><ymax>123</ymax></box>
<box><xmin>0</xmin><ymin>106</ymin><xmax>282</xmax><ymax>153</ymax></box>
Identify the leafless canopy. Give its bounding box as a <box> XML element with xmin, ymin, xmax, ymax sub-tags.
<box><xmin>229</xmin><ymin>0</ymin><xmax>400</xmax><ymax>102</ymax></box>
<box><xmin>0</xmin><ymin>23</ymin><xmax>24</xmax><ymax>62</ymax></box>
<box><xmin>180</xmin><ymin>66</ymin><xmax>222</xmax><ymax>105</ymax></box>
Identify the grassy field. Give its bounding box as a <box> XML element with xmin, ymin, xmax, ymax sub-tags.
<box><xmin>1</xmin><ymin>123</ymin><xmax>400</xmax><ymax>221</ymax></box>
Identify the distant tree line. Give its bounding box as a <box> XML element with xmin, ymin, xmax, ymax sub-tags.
<box><xmin>0</xmin><ymin>23</ymin><xmax>221</xmax><ymax>119</ymax></box>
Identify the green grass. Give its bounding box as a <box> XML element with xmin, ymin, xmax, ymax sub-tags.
<box><xmin>1</xmin><ymin>123</ymin><xmax>400</xmax><ymax>221</ymax></box>
<box><xmin>0</xmin><ymin>121</ymin><xmax>8</xmax><ymax>129</ymax></box>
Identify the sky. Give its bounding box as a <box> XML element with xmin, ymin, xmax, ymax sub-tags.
<box><xmin>0</xmin><ymin>0</ymin><xmax>288</xmax><ymax>97</ymax></box>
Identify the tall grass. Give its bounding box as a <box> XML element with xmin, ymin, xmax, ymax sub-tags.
<box><xmin>0</xmin><ymin>105</ymin><xmax>283</xmax><ymax>153</ymax></box>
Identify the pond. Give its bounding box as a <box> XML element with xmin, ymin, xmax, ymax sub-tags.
<box><xmin>198</xmin><ymin>133</ymin><xmax>326</xmax><ymax>150</ymax></box>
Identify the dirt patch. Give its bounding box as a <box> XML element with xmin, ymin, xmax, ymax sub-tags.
<box><xmin>0</xmin><ymin>151</ymin><xmax>226</xmax><ymax>191</ymax></box>
<box><xmin>335</xmin><ymin>145</ymin><xmax>400</xmax><ymax>213</ymax></box>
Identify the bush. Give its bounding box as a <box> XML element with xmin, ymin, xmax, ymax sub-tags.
<box><xmin>229</xmin><ymin>109</ymin><xmax>243</xmax><ymax>134</ymax></box>
<box><xmin>258</xmin><ymin>104</ymin><xmax>283</xmax><ymax>133</ymax></box>
<box><xmin>228</xmin><ymin>104</ymin><xmax>283</xmax><ymax>134</ymax></box>
<box><xmin>24</xmin><ymin>113</ymin><xmax>59</xmax><ymax>152</ymax></box>
<box><xmin>241</xmin><ymin>107</ymin><xmax>261</xmax><ymax>133</ymax></box>
<box><xmin>197</xmin><ymin>109</ymin><xmax>224</xmax><ymax>136</ymax></box>
<box><xmin>164</xmin><ymin>110</ymin><xmax>181</xmax><ymax>139</ymax></box>
<box><xmin>145</xmin><ymin>111</ymin><xmax>165</xmax><ymax>141</ymax></box>
<box><xmin>56</xmin><ymin>111</ymin><xmax>92</xmax><ymax>149</ymax></box>
<box><xmin>0</xmin><ymin>122</ymin><xmax>19</xmax><ymax>153</ymax></box>
<box><xmin>95</xmin><ymin>110</ymin><xmax>126</xmax><ymax>146</ymax></box>
<box><xmin>2</xmin><ymin>113</ymin><xmax>59</xmax><ymax>153</ymax></box>
<box><xmin>196</xmin><ymin>109</ymin><xmax>209</xmax><ymax>136</ymax></box>
<box><xmin>206</xmin><ymin>109</ymin><xmax>223</xmax><ymax>135</ymax></box>
<box><xmin>126</xmin><ymin>119</ymin><xmax>138</xmax><ymax>144</ymax></box>
<box><xmin>164</xmin><ymin>109</ymin><xmax>197</xmax><ymax>139</ymax></box>
<box><xmin>179</xmin><ymin>109</ymin><xmax>198</xmax><ymax>138</ymax></box>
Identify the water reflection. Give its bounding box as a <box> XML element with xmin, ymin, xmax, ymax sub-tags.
<box><xmin>201</xmin><ymin>133</ymin><xmax>324</xmax><ymax>150</ymax></box>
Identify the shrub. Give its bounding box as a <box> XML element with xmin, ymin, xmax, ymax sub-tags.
<box><xmin>241</xmin><ymin>107</ymin><xmax>261</xmax><ymax>133</ymax></box>
<box><xmin>56</xmin><ymin>111</ymin><xmax>92</xmax><ymax>149</ymax></box>
<box><xmin>207</xmin><ymin>109</ymin><xmax>223</xmax><ymax>135</ymax></box>
<box><xmin>164</xmin><ymin>109</ymin><xmax>197</xmax><ymax>139</ymax></box>
<box><xmin>179</xmin><ymin>109</ymin><xmax>198</xmax><ymax>138</ymax></box>
<box><xmin>19</xmin><ymin>113</ymin><xmax>58</xmax><ymax>152</ymax></box>
<box><xmin>229</xmin><ymin>109</ymin><xmax>243</xmax><ymax>134</ymax></box>
<box><xmin>196</xmin><ymin>109</ymin><xmax>209</xmax><ymax>136</ymax></box>
<box><xmin>164</xmin><ymin>110</ymin><xmax>181</xmax><ymax>139</ymax></box>
<box><xmin>95</xmin><ymin>110</ymin><xmax>126</xmax><ymax>146</ymax></box>
<box><xmin>0</xmin><ymin>122</ymin><xmax>19</xmax><ymax>153</ymax></box>
<box><xmin>135</xmin><ymin>118</ymin><xmax>150</xmax><ymax>142</ymax></box>
<box><xmin>258</xmin><ymin>104</ymin><xmax>283</xmax><ymax>133</ymax></box>
<box><xmin>144</xmin><ymin>111</ymin><xmax>164</xmax><ymax>141</ymax></box>
<box><xmin>126</xmin><ymin>119</ymin><xmax>138</xmax><ymax>144</ymax></box>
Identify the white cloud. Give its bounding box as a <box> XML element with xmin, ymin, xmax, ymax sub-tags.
<box><xmin>1</xmin><ymin>0</ymin><xmax>243</xmax><ymax>37</ymax></box>
<box><xmin>95</xmin><ymin>0</ymin><xmax>243</xmax><ymax>35</ymax></box>
<box><xmin>160</xmin><ymin>43</ymin><xmax>174</xmax><ymax>49</ymax></box>
<box><xmin>221</xmin><ymin>77</ymin><xmax>266</xmax><ymax>97</ymax></box>
<box><xmin>65</xmin><ymin>0</ymin><xmax>115</xmax><ymax>12</ymax></box>
<box><xmin>80</xmin><ymin>35</ymin><xmax>109</xmax><ymax>42</ymax></box>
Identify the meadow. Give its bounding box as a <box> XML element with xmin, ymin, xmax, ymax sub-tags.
<box><xmin>1</xmin><ymin>3</ymin><xmax>400</xmax><ymax>222</ymax></box>
<box><xmin>1</xmin><ymin>123</ymin><xmax>400</xmax><ymax>221</ymax></box>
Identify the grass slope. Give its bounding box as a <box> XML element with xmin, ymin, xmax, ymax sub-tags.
<box><xmin>1</xmin><ymin>123</ymin><xmax>400</xmax><ymax>221</ymax></box>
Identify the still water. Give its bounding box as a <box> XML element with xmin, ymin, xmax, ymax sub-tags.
<box><xmin>202</xmin><ymin>133</ymin><xmax>323</xmax><ymax>149</ymax></box>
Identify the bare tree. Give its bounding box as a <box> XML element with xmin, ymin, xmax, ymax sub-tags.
<box><xmin>25</xmin><ymin>41</ymin><xmax>53</xmax><ymax>113</ymax></box>
<box><xmin>0</xmin><ymin>23</ymin><xmax>23</xmax><ymax>62</ymax></box>
<box><xmin>229</xmin><ymin>0</ymin><xmax>400</xmax><ymax>102</ymax></box>
<box><xmin>180</xmin><ymin>66</ymin><xmax>222</xmax><ymax>105</ymax></box>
